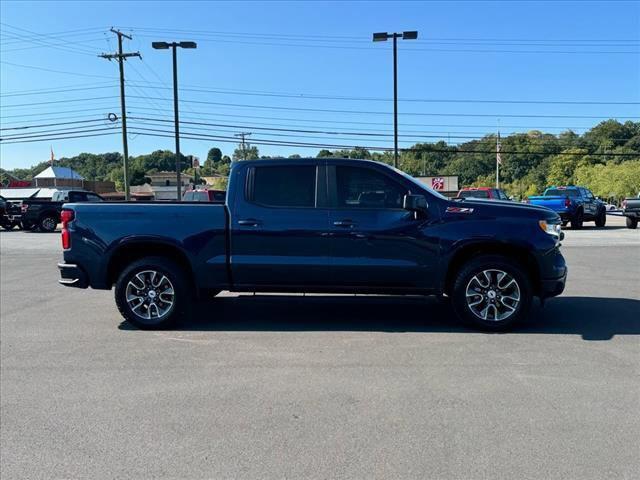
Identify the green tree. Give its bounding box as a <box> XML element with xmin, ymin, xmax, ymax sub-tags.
<box><xmin>232</xmin><ymin>146</ymin><xmax>259</xmax><ymax>161</ymax></box>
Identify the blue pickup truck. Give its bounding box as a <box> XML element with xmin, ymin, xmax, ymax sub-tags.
<box><xmin>528</xmin><ymin>186</ymin><xmax>606</xmax><ymax>229</ymax></box>
<box><xmin>58</xmin><ymin>158</ymin><xmax>567</xmax><ymax>331</ymax></box>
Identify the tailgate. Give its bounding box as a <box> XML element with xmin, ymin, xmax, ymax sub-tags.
<box><xmin>528</xmin><ymin>196</ymin><xmax>568</xmax><ymax>210</ymax></box>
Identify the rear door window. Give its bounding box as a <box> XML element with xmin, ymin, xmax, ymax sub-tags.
<box><xmin>251</xmin><ymin>165</ymin><xmax>316</xmax><ymax>208</ymax></box>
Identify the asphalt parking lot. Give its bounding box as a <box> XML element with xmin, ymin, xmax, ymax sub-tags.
<box><xmin>1</xmin><ymin>214</ymin><xmax>639</xmax><ymax>479</ymax></box>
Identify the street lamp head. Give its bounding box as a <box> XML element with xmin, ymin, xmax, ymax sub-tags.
<box><xmin>372</xmin><ymin>32</ymin><xmax>389</xmax><ymax>42</ymax></box>
<box><xmin>179</xmin><ymin>41</ymin><xmax>197</xmax><ymax>49</ymax></box>
<box><xmin>152</xmin><ymin>42</ymin><xmax>170</xmax><ymax>49</ymax></box>
<box><xmin>402</xmin><ymin>31</ymin><xmax>418</xmax><ymax>40</ymax></box>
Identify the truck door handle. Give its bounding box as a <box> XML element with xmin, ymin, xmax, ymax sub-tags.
<box><xmin>238</xmin><ymin>219</ymin><xmax>261</xmax><ymax>227</ymax></box>
<box><xmin>333</xmin><ymin>219</ymin><xmax>355</xmax><ymax>227</ymax></box>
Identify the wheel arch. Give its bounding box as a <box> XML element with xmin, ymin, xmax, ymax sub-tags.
<box><xmin>106</xmin><ymin>240</ymin><xmax>195</xmax><ymax>289</ymax></box>
<box><xmin>444</xmin><ymin>241</ymin><xmax>541</xmax><ymax>297</ymax></box>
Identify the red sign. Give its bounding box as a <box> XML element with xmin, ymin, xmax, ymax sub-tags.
<box><xmin>431</xmin><ymin>177</ymin><xmax>445</xmax><ymax>190</ymax></box>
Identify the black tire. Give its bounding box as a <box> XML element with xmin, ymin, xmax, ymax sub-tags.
<box><xmin>115</xmin><ymin>256</ymin><xmax>191</xmax><ymax>329</ymax></box>
<box><xmin>595</xmin><ymin>209</ymin><xmax>606</xmax><ymax>228</ymax></box>
<box><xmin>626</xmin><ymin>216</ymin><xmax>638</xmax><ymax>229</ymax></box>
<box><xmin>21</xmin><ymin>221</ymin><xmax>35</xmax><ymax>231</ymax></box>
<box><xmin>38</xmin><ymin>215</ymin><xmax>58</xmax><ymax>232</ymax></box>
<box><xmin>571</xmin><ymin>209</ymin><xmax>584</xmax><ymax>229</ymax></box>
<box><xmin>450</xmin><ymin>255</ymin><xmax>532</xmax><ymax>331</ymax></box>
<box><xmin>561</xmin><ymin>220</ymin><xmax>569</xmax><ymax>227</ymax></box>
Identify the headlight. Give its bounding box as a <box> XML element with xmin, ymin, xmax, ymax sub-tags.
<box><xmin>539</xmin><ymin>220</ymin><xmax>562</xmax><ymax>237</ymax></box>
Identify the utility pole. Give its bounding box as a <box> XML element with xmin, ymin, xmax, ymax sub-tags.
<box><xmin>100</xmin><ymin>29</ymin><xmax>140</xmax><ymax>201</ymax></box>
<box><xmin>234</xmin><ymin>132</ymin><xmax>252</xmax><ymax>160</ymax></box>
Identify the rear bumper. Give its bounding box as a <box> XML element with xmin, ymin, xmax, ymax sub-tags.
<box><xmin>623</xmin><ymin>210</ymin><xmax>640</xmax><ymax>218</ymax></box>
<box><xmin>58</xmin><ymin>262</ymin><xmax>88</xmax><ymax>289</ymax></box>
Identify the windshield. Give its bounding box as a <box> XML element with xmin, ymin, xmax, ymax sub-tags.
<box><xmin>545</xmin><ymin>188</ymin><xmax>579</xmax><ymax>197</ymax></box>
<box><xmin>458</xmin><ymin>190</ymin><xmax>490</xmax><ymax>199</ymax></box>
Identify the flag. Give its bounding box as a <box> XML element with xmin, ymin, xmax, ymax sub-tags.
<box><xmin>496</xmin><ymin>132</ymin><xmax>502</xmax><ymax>165</ymax></box>
<box><xmin>50</xmin><ymin>146</ymin><xmax>55</xmax><ymax>165</ymax></box>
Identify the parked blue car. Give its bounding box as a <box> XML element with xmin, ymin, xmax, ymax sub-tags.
<box><xmin>528</xmin><ymin>186</ymin><xmax>606</xmax><ymax>229</ymax></box>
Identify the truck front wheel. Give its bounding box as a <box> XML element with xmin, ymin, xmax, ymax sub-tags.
<box><xmin>115</xmin><ymin>256</ymin><xmax>191</xmax><ymax>329</ymax></box>
<box><xmin>450</xmin><ymin>255</ymin><xmax>532</xmax><ymax>331</ymax></box>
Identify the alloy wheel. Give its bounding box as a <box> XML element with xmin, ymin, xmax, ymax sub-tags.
<box><xmin>465</xmin><ymin>269</ymin><xmax>521</xmax><ymax>322</ymax></box>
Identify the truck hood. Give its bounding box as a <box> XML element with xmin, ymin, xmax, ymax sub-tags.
<box><xmin>447</xmin><ymin>198</ymin><xmax>559</xmax><ymax>221</ymax></box>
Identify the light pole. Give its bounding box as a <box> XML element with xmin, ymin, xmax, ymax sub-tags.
<box><xmin>152</xmin><ymin>41</ymin><xmax>197</xmax><ymax>201</ymax></box>
<box><xmin>372</xmin><ymin>31</ymin><xmax>418</xmax><ymax>168</ymax></box>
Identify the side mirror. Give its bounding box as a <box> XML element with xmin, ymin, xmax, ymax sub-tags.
<box><xmin>403</xmin><ymin>194</ymin><xmax>428</xmax><ymax>212</ymax></box>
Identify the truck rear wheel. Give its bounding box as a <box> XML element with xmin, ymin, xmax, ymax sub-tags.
<box><xmin>570</xmin><ymin>210</ymin><xmax>584</xmax><ymax>229</ymax></box>
<box><xmin>450</xmin><ymin>255</ymin><xmax>532</xmax><ymax>331</ymax></box>
<box><xmin>626</xmin><ymin>216</ymin><xmax>638</xmax><ymax>229</ymax></box>
<box><xmin>115</xmin><ymin>256</ymin><xmax>191</xmax><ymax>329</ymax></box>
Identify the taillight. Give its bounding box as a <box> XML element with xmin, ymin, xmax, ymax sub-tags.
<box><xmin>564</xmin><ymin>197</ymin><xmax>571</xmax><ymax>208</ymax></box>
<box><xmin>61</xmin><ymin>209</ymin><xmax>74</xmax><ymax>250</ymax></box>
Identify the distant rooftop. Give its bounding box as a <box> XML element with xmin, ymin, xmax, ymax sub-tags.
<box><xmin>34</xmin><ymin>166</ymin><xmax>84</xmax><ymax>180</ymax></box>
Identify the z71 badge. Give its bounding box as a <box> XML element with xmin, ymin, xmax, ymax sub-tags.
<box><xmin>446</xmin><ymin>206</ymin><xmax>474</xmax><ymax>214</ymax></box>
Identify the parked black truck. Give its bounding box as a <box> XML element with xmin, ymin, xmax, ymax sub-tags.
<box><xmin>622</xmin><ymin>194</ymin><xmax>640</xmax><ymax>229</ymax></box>
<box><xmin>58</xmin><ymin>158</ymin><xmax>567</xmax><ymax>331</ymax></box>
<box><xmin>22</xmin><ymin>190</ymin><xmax>103</xmax><ymax>232</ymax></box>
<box><xmin>0</xmin><ymin>195</ymin><xmax>22</xmax><ymax>230</ymax></box>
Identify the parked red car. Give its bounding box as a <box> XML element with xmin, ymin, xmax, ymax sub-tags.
<box><xmin>182</xmin><ymin>189</ymin><xmax>226</xmax><ymax>203</ymax></box>
<box><xmin>456</xmin><ymin>187</ymin><xmax>510</xmax><ymax>201</ymax></box>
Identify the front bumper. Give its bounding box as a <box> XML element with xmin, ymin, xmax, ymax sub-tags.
<box><xmin>540</xmin><ymin>248</ymin><xmax>567</xmax><ymax>298</ymax></box>
<box><xmin>58</xmin><ymin>262</ymin><xmax>88</xmax><ymax>288</ymax></box>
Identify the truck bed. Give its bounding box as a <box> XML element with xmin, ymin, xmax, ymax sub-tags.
<box><xmin>62</xmin><ymin>202</ymin><xmax>229</xmax><ymax>290</ymax></box>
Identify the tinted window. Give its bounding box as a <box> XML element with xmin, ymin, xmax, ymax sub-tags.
<box><xmin>183</xmin><ymin>192</ymin><xmax>194</xmax><ymax>201</ymax></box>
<box><xmin>211</xmin><ymin>191</ymin><xmax>226</xmax><ymax>201</ymax></box>
<box><xmin>498</xmin><ymin>190</ymin><xmax>510</xmax><ymax>200</ymax></box>
<box><xmin>459</xmin><ymin>190</ymin><xmax>489</xmax><ymax>199</ymax></box>
<box><xmin>545</xmin><ymin>188</ymin><xmax>579</xmax><ymax>197</ymax></box>
<box><xmin>336</xmin><ymin>166</ymin><xmax>406</xmax><ymax>209</ymax></box>
<box><xmin>252</xmin><ymin>166</ymin><xmax>316</xmax><ymax>207</ymax></box>
<box><xmin>86</xmin><ymin>194</ymin><xmax>103</xmax><ymax>202</ymax></box>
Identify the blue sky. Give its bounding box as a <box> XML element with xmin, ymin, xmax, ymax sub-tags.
<box><xmin>1</xmin><ymin>0</ymin><xmax>639</xmax><ymax>170</ymax></box>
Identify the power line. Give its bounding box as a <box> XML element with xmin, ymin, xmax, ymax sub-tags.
<box><xmin>122</xmin><ymin>81</ymin><xmax>640</xmax><ymax>105</ymax></box>
<box><xmin>0</xmin><ymin>23</ymin><xmax>100</xmax><ymax>56</ymax></box>
<box><xmin>126</xmin><ymin>128</ymin><xmax>640</xmax><ymax>156</ymax></box>
<box><xmin>1</xmin><ymin>96</ymin><xmax>119</xmax><ymax>108</ymax></box>
<box><xmin>125</xmin><ymin>95</ymin><xmax>640</xmax><ymax>119</ymax></box>
<box><xmin>0</xmin><ymin>83</ymin><xmax>117</xmax><ymax>97</ymax></box>
<box><xmin>0</xmin><ymin>60</ymin><xmax>116</xmax><ymax>79</ymax></box>
<box><xmin>0</xmin><ymin>131</ymin><xmax>120</xmax><ymax>145</ymax></box>
<box><xmin>0</xmin><ymin>126</ymin><xmax>121</xmax><ymax>141</ymax></box>
<box><xmin>0</xmin><ymin>106</ymin><xmax>119</xmax><ymax>120</ymax></box>
<box><xmin>120</xmin><ymin>26</ymin><xmax>640</xmax><ymax>44</ymax></box>
<box><xmin>130</xmin><ymin>34</ymin><xmax>640</xmax><ymax>55</ymax></box>
<box><xmin>0</xmin><ymin>118</ymin><xmax>108</xmax><ymax>131</ymax></box>
<box><xmin>125</xmin><ymin>104</ymin><xmax>597</xmax><ymax>130</ymax></box>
